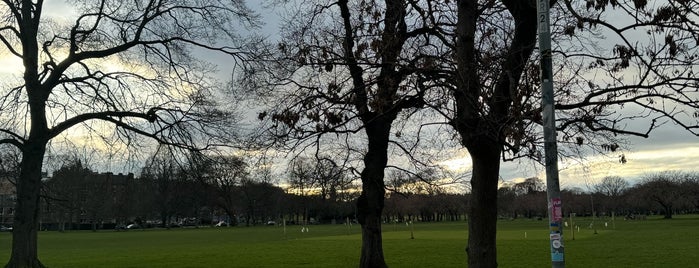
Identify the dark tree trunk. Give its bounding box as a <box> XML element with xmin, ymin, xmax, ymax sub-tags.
<box><xmin>161</xmin><ymin>213</ymin><xmax>169</xmax><ymax>229</ymax></box>
<box><xmin>357</xmin><ymin>120</ymin><xmax>391</xmax><ymax>268</ymax></box>
<box><xmin>7</xmin><ymin>141</ymin><xmax>47</xmax><ymax>268</ymax></box>
<box><xmin>337</xmin><ymin>0</ymin><xmax>414</xmax><ymax>266</ymax></box>
<box><xmin>465</xmin><ymin>141</ymin><xmax>502</xmax><ymax>268</ymax></box>
<box><xmin>453</xmin><ymin>1</ymin><xmax>539</xmax><ymax>267</ymax></box>
<box><xmin>224</xmin><ymin>208</ymin><xmax>236</xmax><ymax>226</ymax></box>
<box><xmin>662</xmin><ymin>205</ymin><xmax>672</xmax><ymax>219</ymax></box>
<box><xmin>6</xmin><ymin>0</ymin><xmax>47</xmax><ymax>265</ymax></box>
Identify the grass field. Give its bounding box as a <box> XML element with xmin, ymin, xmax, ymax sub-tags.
<box><xmin>1</xmin><ymin>215</ymin><xmax>698</xmax><ymax>267</ymax></box>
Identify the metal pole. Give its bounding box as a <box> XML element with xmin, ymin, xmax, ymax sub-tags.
<box><xmin>537</xmin><ymin>0</ymin><xmax>565</xmax><ymax>267</ymax></box>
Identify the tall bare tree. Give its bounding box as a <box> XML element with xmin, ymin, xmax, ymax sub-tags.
<box><xmin>635</xmin><ymin>171</ymin><xmax>692</xmax><ymax>219</ymax></box>
<box><xmin>251</xmin><ymin>1</ymin><xmax>447</xmax><ymax>266</ymax></box>
<box><xmin>287</xmin><ymin>157</ymin><xmax>317</xmax><ymax>225</ymax></box>
<box><xmin>593</xmin><ymin>176</ymin><xmax>629</xmax><ymax>214</ymax></box>
<box><xmin>594</xmin><ymin>176</ymin><xmax>629</xmax><ymax>198</ymax></box>
<box><xmin>449</xmin><ymin>0</ymin><xmax>699</xmax><ymax>266</ymax></box>
<box><xmin>192</xmin><ymin>154</ymin><xmax>248</xmax><ymax>226</ymax></box>
<box><xmin>140</xmin><ymin>148</ymin><xmax>182</xmax><ymax>229</ymax></box>
<box><xmin>0</xmin><ymin>1</ymin><xmax>257</xmax><ymax>267</ymax></box>
<box><xmin>451</xmin><ymin>2</ymin><xmax>541</xmax><ymax>266</ymax></box>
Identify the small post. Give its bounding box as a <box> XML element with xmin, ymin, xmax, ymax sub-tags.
<box><xmin>570</xmin><ymin>213</ymin><xmax>575</xmax><ymax>240</ymax></box>
<box><xmin>538</xmin><ymin>0</ymin><xmax>565</xmax><ymax>267</ymax></box>
<box><xmin>283</xmin><ymin>217</ymin><xmax>287</xmax><ymax>239</ymax></box>
<box><xmin>409</xmin><ymin>221</ymin><xmax>415</xmax><ymax>240</ymax></box>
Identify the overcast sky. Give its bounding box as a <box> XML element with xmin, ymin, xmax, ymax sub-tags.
<box><xmin>247</xmin><ymin>2</ymin><xmax>699</xmax><ymax>188</ymax></box>
<box><xmin>5</xmin><ymin>1</ymin><xmax>696</xmax><ymax>188</ymax></box>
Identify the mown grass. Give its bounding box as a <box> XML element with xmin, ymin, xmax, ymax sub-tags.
<box><xmin>1</xmin><ymin>215</ymin><xmax>698</xmax><ymax>267</ymax></box>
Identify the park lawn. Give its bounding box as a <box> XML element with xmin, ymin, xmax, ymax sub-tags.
<box><xmin>1</xmin><ymin>215</ymin><xmax>698</xmax><ymax>267</ymax></box>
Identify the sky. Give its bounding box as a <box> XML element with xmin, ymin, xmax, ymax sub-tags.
<box><xmin>2</xmin><ymin>1</ymin><xmax>698</xmax><ymax>189</ymax></box>
<box><xmin>247</xmin><ymin>2</ymin><xmax>699</xmax><ymax>189</ymax></box>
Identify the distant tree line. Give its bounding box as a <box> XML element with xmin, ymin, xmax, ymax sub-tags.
<box><xmin>38</xmin><ymin>151</ymin><xmax>360</xmax><ymax>230</ymax></box>
<box><xmin>35</xmin><ymin>151</ymin><xmax>699</xmax><ymax>231</ymax></box>
<box><xmin>498</xmin><ymin>172</ymin><xmax>699</xmax><ymax>220</ymax></box>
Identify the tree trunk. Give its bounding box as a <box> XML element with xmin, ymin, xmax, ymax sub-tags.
<box><xmin>466</xmin><ymin>141</ymin><xmax>502</xmax><ymax>268</ymax></box>
<box><xmin>358</xmin><ymin>192</ymin><xmax>385</xmax><ymax>268</ymax></box>
<box><xmin>357</xmin><ymin>120</ymin><xmax>390</xmax><ymax>268</ymax></box>
<box><xmin>662</xmin><ymin>205</ymin><xmax>672</xmax><ymax>219</ymax></box>
<box><xmin>224</xmin><ymin>208</ymin><xmax>236</xmax><ymax>226</ymax></box>
<box><xmin>454</xmin><ymin>1</ymin><xmax>538</xmax><ymax>267</ymax></box>
<box><xmin>6</xmin><ymin>142</ymin><xmax>47</xmax><ymax>268</ymax></box>
<box><xmin>161</xmin><ymin>213</ymin><xmax>168</xmax><ymax>229</ymax></box>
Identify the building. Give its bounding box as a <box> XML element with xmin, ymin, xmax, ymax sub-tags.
<box><xmin>41</xmin><ymin>171</ymin><xmax>135</xmax><ymax>231</ymax></box>
<box><xmin>0</xmin><ymin>176</ymin><xmax>15</xmax><ymax>226</ymax></box>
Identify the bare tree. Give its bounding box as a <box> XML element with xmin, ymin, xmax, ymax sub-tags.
<box><xmin>683</xmin><ymin>175</ymin><xmax>699</xmax><ymax>211</ymax></box>
<box><xmin>287</xmin><ymin>157</ymin><xmax>317</xmax><ymax>225</ymax></box>
<box><xmin>451</xmin><ymin>2</ymin><xmax>542</xmax><ymax>265</ymax></box>
<box><xmin>238</xmin><ymin>178</ymin><xmax>284</xmax><ymax>226</ymax></box>
<box><xmin>594</xmin><ymin>176</ymin><xmax>629</xmax><ymax>198</ymax></box>
<box><xmin>635</xmin><ymin>171</ymin><xmax>690</xmax><ymax>219</ymax></box>
<box><xmin>447</xmin><ymin>0</ymin><xmax>699</xmax><ymax>265</ymax></box>
<box><xmin>593</xmin><ymin>176</ymin><xmax>629</xmax><ymax>214</ymax></box>
<box><xmin>191</xmin><ymin>154</ymin><xmax>248</xmax><ymax>226</ymax></box>
<box><xmin>513</xmin><ymin>177</ymin><xmax>546</xmax><ymax>196</ymax></box>
<box><xmin>511</xmin><ymin>178</ymin><xmax>546</xmax><ymax>218</ymax></box>
<box><xmin>249</xmin><ymin>1</ymin><xmax>447</xmax><ymax>265</ymax></box>
<box><xmin>0</xmin><ymin>1</ymin><xmax>257</xmax><ymax>266</ymax></box>
<box><xmin>140</xmin><ymin>148</ymin><xmax>183</xmax><ymax>229</ymax></box>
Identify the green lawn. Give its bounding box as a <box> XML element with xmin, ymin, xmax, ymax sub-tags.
<box><xmin>1</xmin><ymin>215</ymin><xmax>698</xmax><ymax>267</ymax></box>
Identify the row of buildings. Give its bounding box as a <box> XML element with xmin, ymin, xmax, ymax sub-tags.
<box><xmin>0</xmin><ymin>171</ymin><xmax>134</xmax><ymax>229</ymax></box>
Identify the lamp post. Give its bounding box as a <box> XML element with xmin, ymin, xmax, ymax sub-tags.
<box><xmin>537</xmin><ymin>0</ymin><xmax>565</xmax><ymax>267</ymax></box>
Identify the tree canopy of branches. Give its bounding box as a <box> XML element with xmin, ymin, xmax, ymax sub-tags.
<box><xmin>446</xmin><ymin>1</ymin><xmax>699</xmax><ymax>266</ymax></box>
<box><xmin>190</xmin><ymin>153</ymin><xmax>248</xmax><ymax>226</ymax></box>
<box><xmin>0</xmin><ymin>1</ymin><xmax>257</xmax><ymax>267</ymax></box>
<box><xmin>250</xmin><ymin>1</ymin><xmax>447</xmax><ymax>266</ymax></box>
<box><xmin>634</xmin><ymin>171</ymin><xmax>693</xmax><ymax>219</ymax></box>
<box><xmin>287</xmin><ymin>156</ymin><xmax>356</xmax><ymax>224</ymax></box>
<box><xmin>247</xmin><ymin>0</ymin><xmax>699</xmax><ymax>266</ymax></box>
<box><xmin>140</xmin><ymin>148</ymin><xmax>189</xmax><ymax>229</ymax></box>
<box><xmin>594</xmin><ymin>176</ymin><xmax>629</xmax><ymax>197</ymax></box>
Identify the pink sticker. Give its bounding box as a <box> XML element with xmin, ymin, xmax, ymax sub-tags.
<box><xmin>552</xmin><ymin>198</ymin><xmax>562</xmax><ymax>221</ymax></box>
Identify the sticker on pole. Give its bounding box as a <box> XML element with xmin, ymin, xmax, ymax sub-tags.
<box><xmin>552</xmin><ymin>239</ymin><xmax>562</xmax><ymax>249</ymax></box>
<box><xmin>551</xmin><ymin>198</ymin><xmax>562</xmax><ymax>222</ymax></box>
<box><xmin>551</xmin><ymin>251</ymin><xmax>564</xmax><ymax>262</ymax></box>
<box><xmin>550</xmin><ymin>233</ymin><xmax>564</xmax><ymax>262</ymax></box>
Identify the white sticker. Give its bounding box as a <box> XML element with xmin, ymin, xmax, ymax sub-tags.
<box><xmin>552</xmin><ymin>239</ymin><xmax>562</xmax><ymax>249</ymax></box>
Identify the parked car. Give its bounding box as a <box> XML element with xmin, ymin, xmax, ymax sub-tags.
<box><xmin>0</xmin><ymin>225</ymin><xmax>12</xmax><ymax>232</ymax></box>
<box><xmin>266</xmin><ymin>221</ymin><xmax>276</xmax><ymax>226</ymax></box>
<box><xmin>126</xmin><ymin>223</ymin><xmax>140</xmax><ymax>229</ymax></box>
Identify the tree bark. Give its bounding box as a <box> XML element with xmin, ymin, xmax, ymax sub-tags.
<box><xmin>465</xmin><ymin>140</ymin><xmax>502</xmax><ymax>268</ymax></box>
<box><xmin>453</xmin><ymin>1</ymin><xmax>538</xmax><ymax>267</ymax></box>
<box><xmin>357</xmin><ymin>119</ymin><xmax>391</xmax><ymax>268</ymax></box>
<box><xmin>662</xmin><ymin>205</ymin><xmax>672</xmax><ymax>219</ymax></box>
<box><xmin>6</xmin><ymin>141</ymin><xmax>47</xmax><ymax>268</ymax></box>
